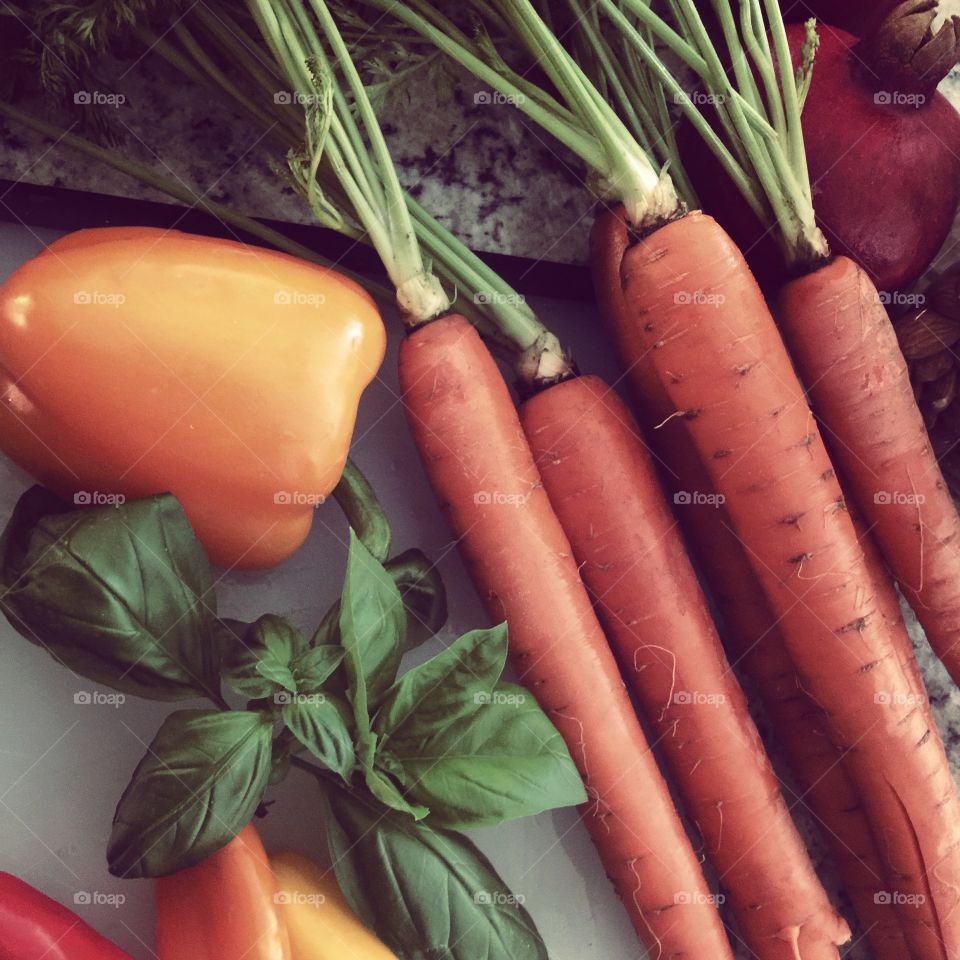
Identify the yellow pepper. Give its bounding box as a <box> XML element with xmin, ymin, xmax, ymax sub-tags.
<box><xmin>0</xmin><ymin>227</ymin><xmax>385</xmax><ymax>568</ymax></box>
<box><xmin>271</xmin><ymin>852</ymin><xmax>397</xmax><ymax>960</ymax></box>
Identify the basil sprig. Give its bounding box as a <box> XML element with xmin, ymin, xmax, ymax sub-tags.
<box><xmin>0</xmin><ymin>487</ymin><xmax>586</xmax><ymax>959</ymax></box>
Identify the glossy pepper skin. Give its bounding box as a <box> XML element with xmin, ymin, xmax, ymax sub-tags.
<box><xmin>155</xmin><ymin>822</ymin><xmax>290</xmax><ymax>960</ymax></box>
<box><xmin>271</xmin><ymin>852</ymin><xmax>397</xmax><ymax>960</ymax></box>
<box><xmin>0</xmin><ymin>871</ymin><xmax>133</xmax><ymax>960</ymax></box>
<box><xmin>0</xmin><ymin>227</ymin><xmax>385</xmax><ymax>568</ymax></box>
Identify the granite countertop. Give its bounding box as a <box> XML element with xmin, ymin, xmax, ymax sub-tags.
<box><xmin>2</xmin><ymin>9</ymin><xmax>960</xmax><ymax>267</ymax></box>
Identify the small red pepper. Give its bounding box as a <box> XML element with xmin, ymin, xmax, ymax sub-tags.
<box><xmin>0</xmin><ymin>872</ymin><xmax>134</xmax><ymax>960</ymax></box>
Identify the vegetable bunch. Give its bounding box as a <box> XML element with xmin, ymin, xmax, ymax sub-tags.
<box><xmin>0</xmin><ymin>487</ymin><xmax>586</xmax><ymax>959</ymax></box>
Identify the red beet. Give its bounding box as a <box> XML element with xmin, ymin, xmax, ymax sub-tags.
<box><xmin>782</xmin><ymin>0</ymin><xmax>904</xmax><ymax>35</ymax></box>
<box><xmin>684</xmin><ymin>1</ymin><xmax>960</xmax><ymax>292</ymax></box>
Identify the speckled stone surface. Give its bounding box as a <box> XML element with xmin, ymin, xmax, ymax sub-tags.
<box><xmin>2</xmin><ymin>11</ymin><xmax>960</xmax><ymax>269</ymax></box>
<box><xmin>0</xmin><ymin>55</ymin><xmax>593</xmax><ymax>264</ymax></box>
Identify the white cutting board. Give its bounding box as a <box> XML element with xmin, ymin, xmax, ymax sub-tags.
<box><xmin>0</xmin><ymin>221</ymin><xmax>656</xmax><ymax>959</ymax></box>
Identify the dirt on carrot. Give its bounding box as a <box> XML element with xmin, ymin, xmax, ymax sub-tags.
<box><xmin>779</xmin><ymin>256</ymin><xmax>960</xmax><ymax>692</ymax></box>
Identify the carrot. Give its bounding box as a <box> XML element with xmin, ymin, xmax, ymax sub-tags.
<box><xmin>521</xmin><ymin>373</ymin><xmax>849</xmax><ymax>960</ymax></box>
<box><xmin>399</xmin><ymin>313</ymin><xmax>735</xmax><ymax>960</ymax></box>
<box><xmin>593</xmin><ymin>206</ymin><xmax>913</xmax><ymax>958</ymax></box>
<box><xmin>607</xmin><ymin>209</ymin><xmax>960</xmax><ymax>959</ymax></box>
<box><xmin>779</xmin><ymin>256</ymin><xmax>960</xmax><ymax>688</ymax></box>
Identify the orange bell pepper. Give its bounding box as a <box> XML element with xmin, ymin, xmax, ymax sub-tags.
<box><xmin>0</xmin><ymin>227</ymin><xmax>385</xmax><ymax>568</ymax></box>
<box><xmin>271</xmin><ymin>852</ymin><xmax>397</xmax><ymax>960</ymax></box>
<box><xmin>155</xmin><ymin>822</ymin><xmax>290</xmax><ymax>960</ymax></box>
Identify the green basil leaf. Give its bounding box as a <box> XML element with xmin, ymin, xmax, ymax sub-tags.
<box><xmin>364</xmin><ymin>764</ymin><xmax>429</xmax><ymax>820</ymax></box>
<box><xmin>374</xmin><ymin>626</ymin><xmax>584</xmax><ymax>828</ymax></box>
<box><xmin>108</xmin><ymin>709</ymin><xmax>273</xmax><ymax>878</ymax></box>
<box><xmin>291</xmin><ymin>644</ymin><xmax>344</xmax><ymax>692</ymax></box>
<box><xmin>0</xmin><ymin>487</ymin><xmax>220</xmax><ymax>701</ymax></box>
<box><xmin>323</xmin><ymin>787</ymin><xmax>548</xmax><ymax>960</ymax></box>
<box><xmin>219</xmin><ymin>614</ymin><xmax>307</xmax><ymax>698</ymax></box>
<box><xmin>374</xmin><ymin>625</ymin><xmax>507</xmax><ymax>738</ymax></box>
<box><xmin>256</xmin><ymin>659</ymin><xmax>298</xmax><ymax>694</ymax></box>
<box><xmin>282</xmin><ymin>694</ymin><xmax>355</xmax><ymax>780</ymax></box>
<box><xmin>384</xmin><ymin>549</ymin><xmax>447</xmax><ymax>649</ymax></box>
<box><xmin>385</xmin><ymin>681</ymin><xmax>586</xmax><ymax>830</ymax></box>
<box><xmin>311</xmin><ymin>547</ymin><xmax>441</xmax><ymax>658</ymax></box>
<box><xmin>340</xmin><ymin>530</ymin><xmax>406</xmax><ymax>725</ymax></box>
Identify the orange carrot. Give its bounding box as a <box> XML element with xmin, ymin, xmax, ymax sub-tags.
<box><xmin>598</xmin><ymin>209</ymin><xmax>960</xmax><ymax>959</ymax></box>
<box><xmin>522</xmin><ymin>373</ymin><xmax>849</xmax><ymax>960</ymax></box>
<box><xmin>593</xmin><ymin>206</ymin><xmax>912</xmax><ymax>958</ymax></box>
<box><xmin>399</xmin><ymin>313</ymin><xmax>735</xmax><ymax>960</ymax></box>
<box><xmin>780</xmin><ymin>256</ymin><xmax>960</xmax><ymax>689</ymax></box>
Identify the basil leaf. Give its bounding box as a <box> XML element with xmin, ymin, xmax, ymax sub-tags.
<box><xmin>364</xmin><ymin>764</ymin><xmax>429</xmax><ymax>820</ymax></box>
<box><xmin>0</xmin><ymin>487</ymin><xmax>220</xmax><ymax>701</ymax></box>
<box><xmin>374</xmin><ymin>625</ymin><xmax>507</xmax><ymax>737</ymax></box>
<box><xmin>384</xmin><ymin>549</ymin><xmax>447</xmax><ymax>649</ymax></box>
<box><xmin>282</xmin><ymin>694</ymin><xmax>355</xmax><ymax>780</ymax></box>
<box><xmin>375</xmin><ymin>626</ymin><xmax>585</xmax><ymax>829</ymax></box>
<box><xmin>339</xmin><ymin>530</ymin><xmax>406</xmax><ymax>726</ymax></box>
<box><xmin>108</xmin><ymin>709</ymin><xmax>273</xmax><ymax>878</ymax></box>
<box><xmin>324</xmin><ymin>787</ymin><xmax>548</xmax><ymax>960</ymax></box>
<box><xmin>385</xmin><ymin>682</ymin><xmax>586</xmax><ymax>830</ymax></box>
<box><xmin>292</xmin><ymin>645</ymin><xmax>344</xmax><ymax>692</ymax></box>
<box><xmin>256</xmin><ymin>659</ymin><xmax>298</xmax><ymax>694</ymax></box>
<box><xmin>220</xmin><ymin>614</ymin><xmax>307</xmax><ymax>698</ymax></box>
